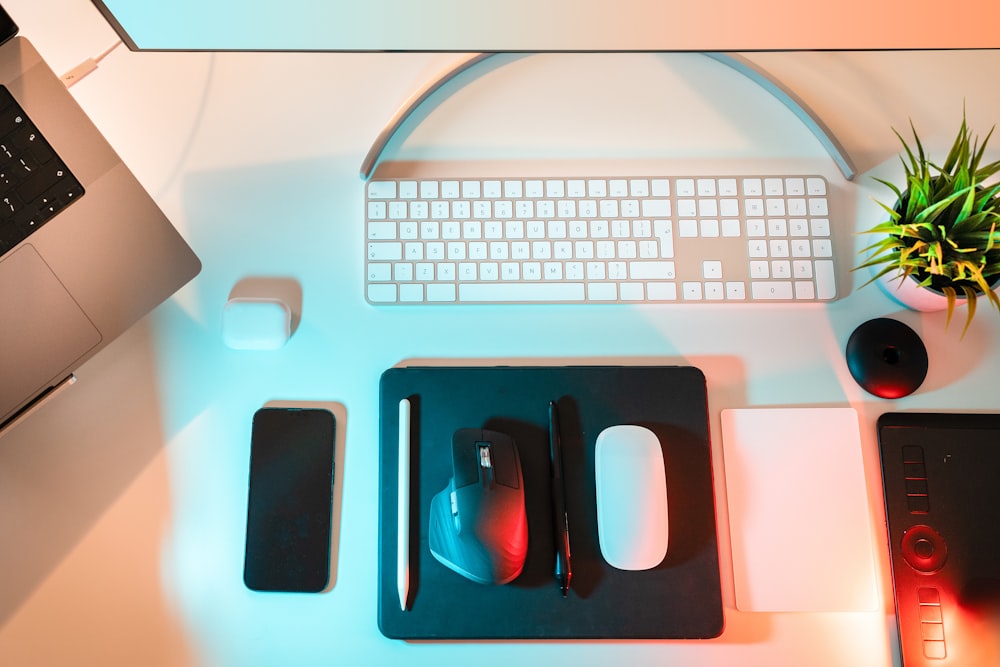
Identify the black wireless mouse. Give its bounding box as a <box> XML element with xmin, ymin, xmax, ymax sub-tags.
<box><xmin>428</xmin><ymin>428</ymin><xmax>528</xmax><ymax>585</ymax></box>
<box><xmin>845</xmin><ymin>318</ymin><xmax>928</xmax><ymax>399</ymax></box>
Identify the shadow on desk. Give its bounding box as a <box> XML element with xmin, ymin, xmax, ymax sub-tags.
<box><xmin>0</xmin><ymin>318</ymin><xmax>187</xmax><ymax>644</ymax></box>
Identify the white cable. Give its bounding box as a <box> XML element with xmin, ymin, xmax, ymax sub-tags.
<box><xmin>60</xmin><ymin>39</ymin><xmax>124</xmax><ymax>88</ymax></box>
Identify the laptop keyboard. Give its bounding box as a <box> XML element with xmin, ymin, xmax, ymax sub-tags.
<box><xmin>365</xmin><ymin>173</ymin><xmax>837</xmax><ymax>304</ymax></box>
<box><xmin>0</xmin><ymin>85</ymin><xmax>85</xmax><ymax>257</ymax></box>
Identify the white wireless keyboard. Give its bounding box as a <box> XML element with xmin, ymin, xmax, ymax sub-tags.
<box><xmin>365</xmin><ymin>175</ymin><xmax>837</xmax><ymax>304</ymax></box>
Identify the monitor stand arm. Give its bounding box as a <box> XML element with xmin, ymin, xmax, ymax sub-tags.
<box><xmin>360</xmin><ymin>51</ymin><xmax>856</xmax><ymax>182</ymax></box>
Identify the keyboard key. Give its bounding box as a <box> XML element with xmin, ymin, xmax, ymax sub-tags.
<box><xmin>460</xmin><ymin>282</ymin><xmax>585</xmax><ymax>302</ymax></box>
<box><xmin>785</xmin><ymin>178</ymin><xmax>805</xmax><ymax>195</ymax></box>
<box><xmin>367</xmin><ymin>181</ymin><xmax>396</xmax><ymax>199</ymax></box>
<box><xmin>394</xmin><ymin>263</ymin><xmax>414</xmax><ymax>281</ymax></box>
<box><xmin>745</xmin><ymin>199</ymin><xmax>764</xmax><ymax>216</ymax></box>
<box><xmin>367</xmin><ymin>283</ymin><xmax>397</xmax><ymax>302</ymax></box>
<box><xmin>679</xmin><ymin>220</ymin><xmax>698</xmax><ymax>238</ymax></box>
<box><xmin>682</xmin><ymin>282</ymin><xmax>703</xmax><ymax>300</ymax></box>
<box><xmin>815</xmin><ymin>260</ymin><xmax>836</xmax><ymax>299</ymax></box>
<box><xmin>427</xmin><ymin>284</ymin><xmax>457</xmax><ymax>302</ymax></box>
<box><xmin>703</xmin><ymin>260</ymin><xmax>723</xmax><ymax>279</ymax></box>
<box><xmin>743</xmin><ymin>178</ymin><xmax>763</xmax><ymax>196</ymax></box>
<box><xmin>399</xmin><ymin>181</ymin><xmax>418</xmax><ymax>198</ymax></box>
<box><xmin>677</xmin><ymin>199</ymin><xmax>697</xmax><ymax>217</ymax></box>
<box><xmin>368</xmin><ymin>221</ymin><xmax>396</xmax><ymax>239</ymax></box>
<box><xmin>400</xmin><ymin>284</ymin><xmax>423</xmax><ymax>302</ymax></box>
<box><xmin>368</xmin><ymin>263</ymin><xmax>392</xmax><ymax>281</ymax></box>
<box><xmin>368</xmin><ymin>242</ymin><xmax>402</xmax><ymax>260</ymax></box>
<box><xmin>769</xmin><ymin>240</ymin><xmax>790</xmax><ymax>257</ymax></box>
<box><xmin>746</xmin><ymin>219</ymin><xmax>766</xmax><ymax>237</ymax></box>
<box><xmin>587</xmin><ymin>179</ymin><xmax>607</xmax><ymax>197</ymax></box>
<box><xmin>720</xmin><ymin>199</ymin><xmax>740</xmax><ymax>217</ymax></box>
<box><xmin>792</xmin><ymin>240</ymin><xmax>811</xmax><ymax>257</ymax></box>
<box><xmin>620</xmin><ymin>282</ymin><xmax>645</xmax><ymax>300</ymax></box>
<box><xmin>726</xmin><ymin>282</ymin><xmax>746</xmax><ymax>300</ymax></box>
<box><xmin>806</xmin><ymin>178</ymin><xmax>826</xmax><ymax>195</ymax></box>
<box><xmin>811</xmin><ymin>218</ymin><xmax>831</xmax><ymax>236</ymax></box>
<box><xmin>748</xmin><ymin>240</ymin><xmax>768</xmax><ymax>258</ymax></box>
<box><xmin>420</xmin><ymin>181</ymin><xmax>438</xmax><ymax>198</ymax></box>
<box><xmin>588</xmin><ymin>282</ymin><xmax>618</xmax><ymax>300</ymax></box>
<box><xmin>566</xmin><ymin>179</ymin><xmax>586</xmax><ymax>197</ymax></box>
<box><xmin>764</xmin><ymin>178</ymin><xmax>784</xmax><ymax>195</ymax></box>
<box><xmin>630</xmin><ymin>261</ymin><xmax>675</xmax><ymax>280</ymax></box>
<box><xmin>794</xmin><ymin>281</ymin><xmax>815</xmax><ymax>300</ymax></box>
<box><xmin>752</xmin><ymin>281</ymin><xmax>794</xmax><ymax>300</ymax></box>
<box><xmin>642</xmin><ymin>199</ymin><xmax>671</xmax><ymax>217</ymax></box>
<box><xmin>705</xmin><ymin>282</ymin><xmax>725</xmax><ymax>300</ymax></box>
<box><xmin>771</xmin><ymin>260</ymin><xmax>791</xmax><ymax>279</ymax></box>
<box><xmin>462</xmin><ymin>180</ymin><xmax>481</xmax><ymax>198</ymax></box>
<box><xmin>809</xmin><ymin>198</ymin><xmax>829</xmax><ymax>216</ymax></box>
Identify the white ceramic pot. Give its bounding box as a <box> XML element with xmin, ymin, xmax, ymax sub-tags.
<box><xmin>874</xmin><ymin>268</ymin><xmax>951</xmax><ymax>312</ymax></box>
<box><xmin>873</xmin><ymin>267</ymin><xmax>999</xmax><ymax>313</ymax></box>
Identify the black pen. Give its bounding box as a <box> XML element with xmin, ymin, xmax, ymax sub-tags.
<box><xmin>548</xmin><ymin>400</ymin><xmax>572</xmax><ymax>597</ymax></box>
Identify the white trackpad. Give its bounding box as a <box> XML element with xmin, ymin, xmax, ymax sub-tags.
<box><xmin>0</xmin><ymin>245</ymin><xmax>101</xmax><ymax>419</ymax></box>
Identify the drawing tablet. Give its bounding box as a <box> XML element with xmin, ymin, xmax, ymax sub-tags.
<box><xmin>878</xmin><ymin>413</ymin><xmax>1000</xmax><ymax>667</ymax></box>
<box><xmin>377</xmin><ymin>365</ymin><xmax>724</xmax><ymax>640</ymax></box>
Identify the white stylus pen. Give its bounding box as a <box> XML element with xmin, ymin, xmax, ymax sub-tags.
<box><xmin>397</xmin><ymin>398</ymin><xmax>411</xmax><ymax>611</ymax></box>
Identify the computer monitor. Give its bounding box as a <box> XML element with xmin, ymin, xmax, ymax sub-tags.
<box><xmin>90</xmin><ymin>0</ymin><xmax>998</xmax><ymax>52</ymax></box>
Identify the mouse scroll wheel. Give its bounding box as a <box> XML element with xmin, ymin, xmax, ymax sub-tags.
<box><xmin>477</xmin><ymin>442</ymin><xmax>497</xmax><ymax>486</ymax></box>
<box><xmin>477</xmin><ymin>443</ymin><xmax>493</xmax><ymax>469</ymax></box>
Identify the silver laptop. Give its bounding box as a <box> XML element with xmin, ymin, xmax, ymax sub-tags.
<box><xmin>0</xmin><ymin>6</ymin><xmax>201</xmax><ymax>433</ymax></box>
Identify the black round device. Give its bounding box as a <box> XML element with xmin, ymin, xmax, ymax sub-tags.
<box><xmin>845</xmin><ymin>318</ymin><xmax>928</xmax><ymax>399</ymax></box>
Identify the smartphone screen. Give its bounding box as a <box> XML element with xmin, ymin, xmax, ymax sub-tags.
<box><xmin>243</xmin><ymin>407</ymin><xmax>336</xmax><ymax>592</ymax></box>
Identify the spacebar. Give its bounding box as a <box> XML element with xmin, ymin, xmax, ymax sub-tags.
<box><xmin>458</xmin><ymin>282</ymin><xmax>586</xmax><ymax>302</ymax></box>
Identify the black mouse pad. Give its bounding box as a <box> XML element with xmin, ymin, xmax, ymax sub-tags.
<box><xmin>377</xmin><ymin>365</ymin><xmax>724</xmax><ymax>640</ymax></box>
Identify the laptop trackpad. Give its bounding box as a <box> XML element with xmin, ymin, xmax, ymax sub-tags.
<box><xmin>0</xmin><ymin>245</ymin><xmax>102</xmax><ymax>418</ymax></box>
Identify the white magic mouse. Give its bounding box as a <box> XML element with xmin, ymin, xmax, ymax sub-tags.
<box><xmin>594</xmin><ymin>424</ymin><xmax>669</xmax><ymax>571</ymax></box>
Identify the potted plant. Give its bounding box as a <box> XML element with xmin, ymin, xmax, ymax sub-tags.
<box><xmin>856</xmin><ymin>112</ymin><xmax>1000</xmax><ymax>334</ymax></box>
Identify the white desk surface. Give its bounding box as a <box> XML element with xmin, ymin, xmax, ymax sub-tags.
<box><xmin>4</xmin><ymin>1</ymin><xmax>1000</xmax><ymax>665</ymax></box>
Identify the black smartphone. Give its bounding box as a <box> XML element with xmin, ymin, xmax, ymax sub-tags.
<box><xmin>243</xmin><ymin>407</ymin><xmax>336</xmax><ymax>593</ymax></box>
